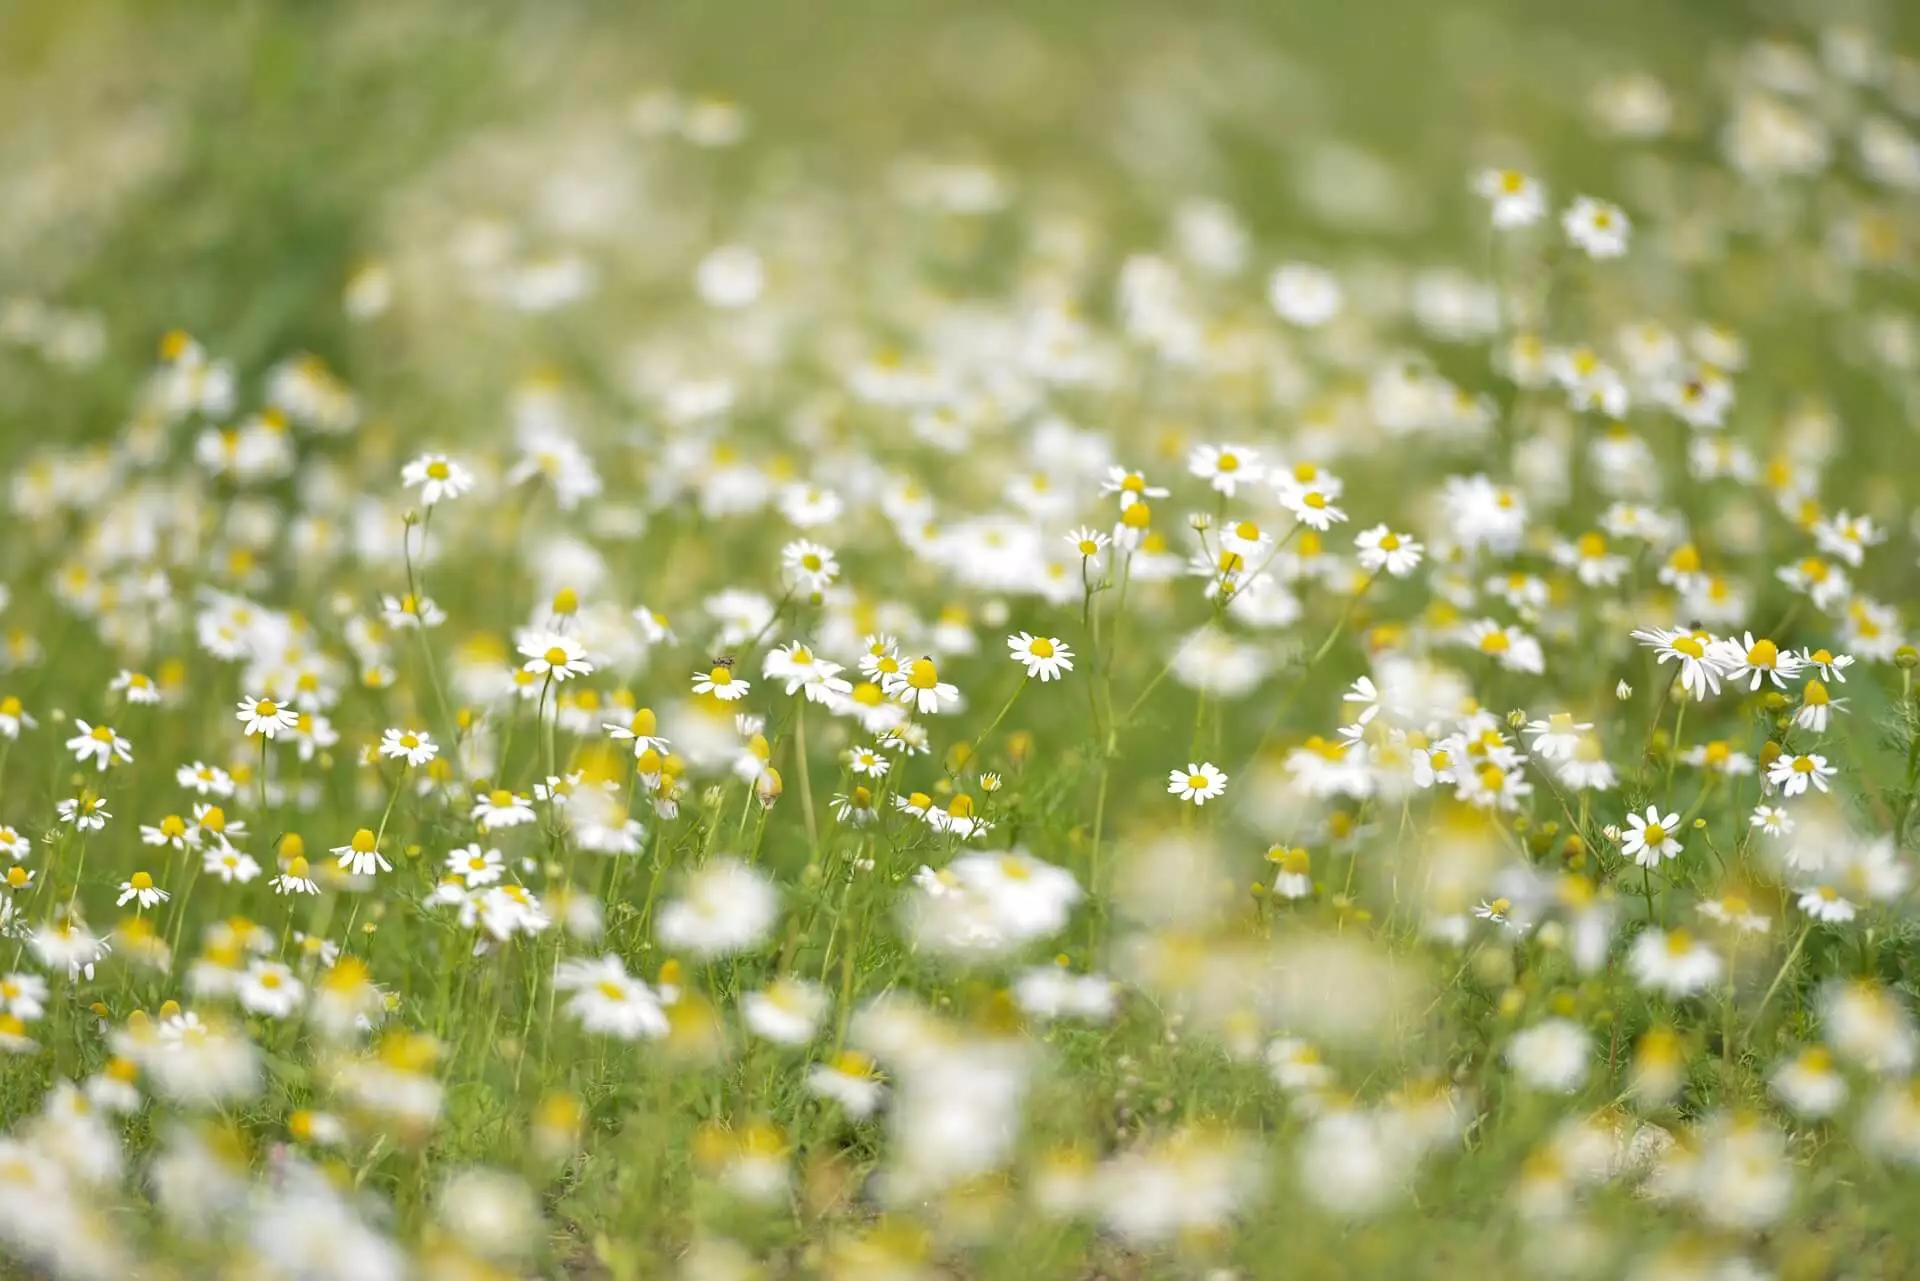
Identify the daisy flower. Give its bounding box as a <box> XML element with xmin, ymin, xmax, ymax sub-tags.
<box><xmin>1188</xmin><ymin>443</ymin><xmax>1262</xmax><ymax>497</ymax></box>
<box><xmin>1099</xmin><ymin>468</ymin><xmax>1168</xmax><ymax>510</ymax></box>
<box><xmin>1796</xmin><ymin>647</ymin><xmax>1855</xmax><ymax>683</ymax></box>
<box><xmin>1353</xmin><ymin>525</ymin><xmax>1423</xmax><ymax>577</ymax></box>
<box><xmin>605</xmin><ymin>709</ymin><xmax>669</xmax><ymax>756</ymax></box>
<box><xmin>1562</xmin><ymin>195</ymin><xmax>1631</xmax><ymax>258</ymax></box>
<box><xmin>139</xmin><ymin>814</ymin><xmax>195</xmax><ymax>852</ymax></box>
<box><xmin>235</xmin><ymin>695</ymin><xmax>298</xmax><ymax>739</ymax></box>
<box><xmin>1523</xmin><ymin>713</ymin><xmax>1592</xmax><ymax>762</ymax></box>
<box><xmin>1767</xmin><ymin>752</ymin><xmax>1836</xmax><ymax>797</ymax></box>
<box><xmin>331</xmin><ymin>828</ymin><xmax>392</xmax><ymax>877</ymax></box>
<box><xmin>472</xmin><ymin>788</ymin><xmax>537</xmax><ymax>831</ymax></box>
<box><xmin>1630</xmin><ymin>626</ymin><xmax>1726</xmax><ymax>701</ymax></box>
<box><xmin>203</xmin><ymin>847</ymin><xmax>262</xmax><ymax>885</ymax></box>
<box><xmin>1065</xmin><ymin>526</ymin><xmax>1111</xmax><ymax>564</ymax></box>
<box><xmin>782</xmin><ymin>540</ymin><xmax>840</xmax><ymax>592</ymax></box>
<box><xmin>1621</xmin><ymin>804</ymin><xmax>1683</xmax><ymax>867</ymax></box>
<box><xmin>1629</xmin><ymin>928</ymin><xmax>1723</xmax><ymax>997</ymax></box>
<box><xmin>1798</xmin><ymin>884</ymin><xmax>1858</xmax><ymax>924</ymax></box>
<box><xmin>378</xmin><ymin>728</ymin><xmax>438</xmax><ymax>767</ymax></box>
<box><xmin>57</xmin><ymin>794</ymin><xmax>111</xmax><ymax>830</ymax></box>
<box><xmin>1007</xmin><ymin>632</ymin><xmax>1074</xmax><ymax>681</ymax></box>
<box><xmin>1279</xmin><ymin>485</ymin><xmax>1348</xmax><ymax>531</ymax></box>
<box><xmin>896</xmin><ymin>657</ymin><xmax>959</xmax><ymax>715</ymax></box>
<box><xmin>1473</xmin><ymin>168</ymin><xmax>1546</xmax><ymax>227</ymax></box>
<box><xmin>116</xmin><ymin>871</ymin><xmax>169</xmax><ymax>909</ymax></box>
<box><xmin>0</xmin><ymin>696</ymin><xmax>34</xmax><ymax>739</ymax></box>
<box><xmin>445</xmin><ymin>844</ymin><xmax>505</xmax><ymax>887</ymax></box>
<box><xmin>1707</xmin><ymin>632</ymin><xmax>1802</xmax><ymax>690</ymax></box>
<box><xmin>1168</xmin><ymin>761</ymin><xmax>1229</xmax><ymax>805</ymax></box>
<box><xmin>381</xmin><ymin>593</ymin><xmax>447</xmax><ymax>629</ymax></box>
<box><xmin>846</xmin><ymin>746</ymin><xmax>890</xmax><ymax>777</ymax></box>
<box><xmin>1750</xmin><ymin>805</ymin><xmax>1794</xmax><ymax>837</ymax></box>
<box><xmin>519</xmin><ymin>630</ymin><xmax>592</xmax><ymax>681</ymax></box>
<box><xmin>1793</xmin><ymin>679</ymin><xmax>1847</xmax><ymax>733</ymax></box>
<box><xmin>693</xmin><ymin>662</ymin><xmax>752</xmax><ymax>702</ymax></box>
<box><xmin>66</xmin><ymin>721</ymin><xmax>131</xmax><ymax>771</ymax></box>
<box><xmin>400</xmin><ymin>452</ymin><xmax>474</xmax><ymax>505</ymax></box>
<box><xmin>177</xmin><ymin>761</ymin><xmax>235</xmax><ymax>796</ymax></box>
<box><xmin>110</xmin><ymin>670</ymin><xmax>163</xmax><ymax>705</ymax></box>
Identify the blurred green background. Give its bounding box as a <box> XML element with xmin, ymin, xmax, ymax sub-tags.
<box><xmin>0</xmin><ymin>0</ymin><xmax>1909</xmax><ymax>445</ymax></box>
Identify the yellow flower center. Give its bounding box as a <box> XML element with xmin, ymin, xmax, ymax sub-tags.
<box><xmin>1671</xmin><ymin>636</ymin><xmax>1706</xmax><ymax>660</ymax></box>
<box><xmin>907</xmin><ymin>658</ymin><xmax>940</xmax><ymax>690</ymax></box>
<box><xmin>1803</xmin><ymin>680</ymin><xmax>1830</xmax><ymax>707</ymax></box>
<box><xmin>160</xmin><ymin>815</ymin><xmax>187</xmax><ymax>838</ymax></box>
<box><xmin>1642</xmin><ymin>823</ymin><xmax>1666</xmax><ymax>844</ymax></box>
<box><xmin>199</xmin><ymin>807</ymin><xmax>226</xmax><ymax>833</ymax></box>
<box><xmin>90</xmin><ymin>725</ymin><xmax>115</xmax><ymax>742</ymax></box>
<box><xmin>1028</xmin><ymin>637</ymin><xmax>1054</xmax><ymax>658</ymax></box>
<box><xmin>350</xmin><ymin>828</ymin><xmax>377</xmax><ymax>853</ymax></box>
<box><xmin>1215</xmin><ymin>452</ymin><xmax>1240</xmax><ymax>473</ymax></box>
<box><xmin>1302</xmin><ymin>491</ymin><xmax>1327</xmax><ymax>510</ymax></box>
<box><xmin>1577</xmin><ymin>531</ymin><xmax>1607</xmax><ymax>558</ymax></box>
<box><xmin>287</xmin><ymin>856</ymin><xmax>310</xmax><ymax>878</ymax></box>
<box><xmin>1479</xmin><ymin>630</ymin><xmax>1511</xmax><ymax>654</ymax></box>
<box><xmin>130</xmin><ymin>872</ymin><xmax>154</xmax><ymax>891</ymax></box>
<box><xmin>544</xmin><ymin>647</ymin><xmax>569</xmax><ymax>667</ymax></box>
<box><xmin>1378</xmin><ymin>532</ymin><xmax>1401</xmax><ymax>550</ymax></box>
<box><xmin>1792</xmin><ymin>757</ymin><xmax>1815</xmax><ymax>774</ymax></box>
<box><xmin>426</xmin><ymin>460</ymin><xmax>451</xmax><ymax>480</ymax></box>
<box><xmin>708</xmin><ymin>666</ymin><xmax>734</xmax><ymax>686</ymax></box>
<box><xmin>1745</xmin><ymin>638</ymin><xmax>1778</xmax><ymax>668</ymax></box>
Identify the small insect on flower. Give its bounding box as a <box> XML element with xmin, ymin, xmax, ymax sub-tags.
<box><xmin>332</xmin><ymin>828</ymin><xmax>392</xmax><ymax>876</ymax></box>
<box><xmin>519</xmin><ymin>631</ymin><xmax>592</xmax><ymax>682</ymax></box>
<box><xmin>401</xmin><ymin>452</ymin><xmax>474</xmax><ymax>505</ymax></box>
<box><xmin>66</xmin><ymin>720</ymin><xmax>132</xmax><ymax>770</ymax></box>
<box><xmin>1562</xmin><ymin>195</ymin><xmax>1631</xmax><ymax>258</ymax></box>
<box><xmin>379</xmin><ymin>727</ymin><xmax>439</xmax><ymax>767</ymax></box>
<box><xmin>1007</xmin><ymin>632</ymin><xmax>1075</xmax><ymax>681</ymax></box>
<box><xmin>693</xmin><ymin>657</ymin><xmax>751</xmax><ymax>702</ymax></box>
<box><xmin>116</xmin><ymin>871</ymin><xmax>169</xmax><ymax>909</ymax></box>
<box><xmin>1168</xmin><ymin>762</ymin><xmax>1229</xmax><ymax>805</ymax></box>
<box><xmin>1766</xmin><ymin>752</ymin><xmax>1836</xmax><ymax>797</ymax></box>
<box><xmin>236</xmin><ymin>695</ymin><xmax>298</xmax><ymax>739</ymax></box>
<box><xmin>1621</xmin><ymin>804</ymin><xmax>1684</xmax><ymax>866</ymax></box>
